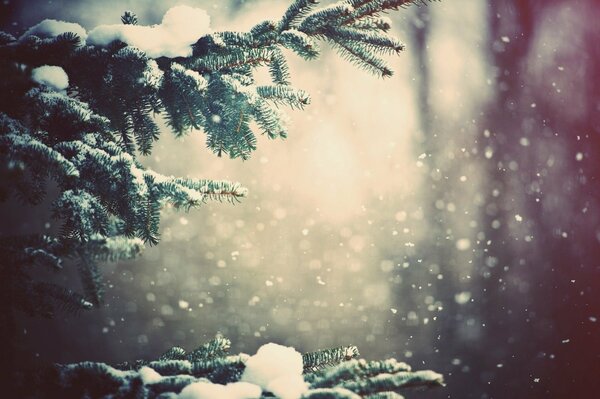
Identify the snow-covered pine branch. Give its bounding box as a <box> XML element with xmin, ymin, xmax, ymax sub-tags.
<box><xmin>0</xmin><ymin>81</ymin><xmax>246</xmax><ymax>315</ymax></box>
<box><xmin>15</xmin><ymin>337</ymin><xmax>443</xmax><ymax>398</ymax></box>
<box><xmin>2</xmin><ymin>0</ymin><xmax>422</xmax><ymax>158</ymax></box>
<box><xmin>0</xmin><ymin>0</ymin><xmax>423</xmax><ymax>314</ymax></box>
<box><xmin>0</xmin><ymin>1</ymin><xmax>444</xmax><ymax>396</ymax></box>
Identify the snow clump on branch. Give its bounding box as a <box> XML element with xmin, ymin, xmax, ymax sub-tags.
<box><xmin>31</xmin><ymin>65</ymin><xmax>69</xmax><ymax>91</ymax></box>
<box><xmin>242</xmin><ymin>343</ymin><xmax>309</xmax><ymax>399</ymax></box>
<box><xmin>175</xmin><ymin>343</ymin><xmax>308</xmax><ymax>399</ymax></box>
<box><xmin>88</xmin><ymin>5</ymin><xmax>212</xmax><ymax>58</ymax></box>
<box><xmin>19</xmin><ymin>19</ymin><xmax>87</xmax><ymax>42</ymax></box>
<box><xmin>178</xmin><ymin>381</ymin><xmax>261</xmax><ymax>399</ymax></box>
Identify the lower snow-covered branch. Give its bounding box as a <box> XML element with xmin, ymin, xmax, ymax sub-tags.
<box><xmin>16</xmin><ymin>337</ymin><xmax>444</xmax><ymax>399</ymax></box>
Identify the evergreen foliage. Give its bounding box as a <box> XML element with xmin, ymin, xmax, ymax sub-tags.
<box><xmin>303</xmin><ymin>345</ymin><xmax>360</xmax><ymax>372</ymax></box>
<box><xmin>1</xmin><ymin>0</ymin><xmax>443</xmax><ymax>397</ymax></box>
<box><xmin>1</xmin><ymin>0</ymin><xmax>428</xmax><ymax>322</ymax></box>
<box><xmin>15</xmin><ymin>337</ymin><xmax>444</xmax><ymax>398</ymax></box>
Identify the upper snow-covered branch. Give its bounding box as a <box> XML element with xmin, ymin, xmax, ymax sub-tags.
<box><xmin>2</xmin><ymin>0</ymin><xmax>421</xmax><ymax>159</ymax></box>
<box><xmin>87</xmin><ymin>6</ymin><xmax>212</xmax><ymax>58</ymax></box>
<box><xmin>0</xmin><ymin>0</ymin><xmax>426</xmax><ymax>314</ymax></box>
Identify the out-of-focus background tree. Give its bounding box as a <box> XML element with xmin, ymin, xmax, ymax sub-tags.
<box><xmin>2</xmin><ymin>0</ymin><xmax>599</xmax><ymax>397</ymax></box>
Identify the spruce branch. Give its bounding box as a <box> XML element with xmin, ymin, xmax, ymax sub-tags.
<box><xmin>339</xmin><ymin>370</ymin><xmax>445</xmax><ymax>395</ymax></box>
<box><xmin>76</xmin><ymin>249</ymin><xmax>104</xmax><ymax>307</ymax></box>
<box><xmin>303</xmin><ymin>345</ymin><xmax>360</xmax><ymax>373</ymax></box>
<box><xmin>364</xmin><ymin>392</ymin><xmax>405</xmax><ymax>399</ymax></box>
<box><xmin>159</xmin><ymin>346</ymin><xmax>188</xmax><ymax>362</ymax></box>
<box><xmin>306</xmin><ymin>358</ymin><xmax>443</xmax><ymax>397</ymax></box>
<box><xmin>329</xmin><ymin>39</ymin><xmax>393</xmax><ymax>77</ymax></box>
<box><xmin>250</xmin><ymin>20</ymin><xmax>278</xmax><ymax>37</ymax></box>
<box><xmin>280</xmin><ymin>0</ymin><xmax>321</xmax><ymax>30</ymax></box>
<box><xmin>280</xmin><ymin>29</ymin><xmax>320</xmax><ymax>59</ymax></box>
<box><xmin>252</xmin><ymin>100</ymin><xmax>287</xmax><ymax>139</ymax></box>
<box><xmin>185</xmin><ymin>335</ymin><xmax>232</xmax><ymax>362</ymax></box>
<box><xmin>147</xmin><ymin>360</ymin><xmax>193</xmax><ymax>376</ymax></box>
<box><xmin>343</xmin><ymin>0</ymin><xmax>429</xmax><ymax>23</ymax></box>
<box><xmin>0</xmin><ymin>115</ymin><xmax>80</xmax><ymax>181</ymax></box>
<box><xmin>86</xmin><ymin>235</ymin><xmax>144</xmax><ymax>263</ymax></box>
<box><xmin>298</xmin><ymin>2</ymin><xmax>356</xmax><ymax>33</ymax></box>
<box><xmin>326</xmin><ymin>26</ymin><xmax>405</xmax><ymax>54</ymax></box>
<box><xmin>0</xmin><ymin>84</ymin><xmax>246</xmax><ymax>309</ymax></box>
<box><xmin>0</xmin><ymin>235</ymin><xmax>66</xmax><ymax>270</ymax></box>
<box><xmin>0</xmin><ymin>0</ymin><xmax>423</xmax><ymax>164</ymax></box>
<box><xmin>269</xmin><ymin>47</ymin><xmax>292</xmax><ymax>85</ymax></box>
<box><xmin>306</xmin><ymin>359</ymin><xmax>413</xmax><ymax>388</ymax></box>
<box><xmin>140</xmin><ymin>174</ymin><xmax>161</xmax><ymax>245</ymax></box>
<box><xmin>303</xmin><ymin>388</ymin><xmax>363</xmax><ymax>398</ymax></box>
<box><xmin>33</xmin><ymin>282</ymin><xmax>94</xmax><ymax>315</ymax></box>
<box><xmin>256</xmin><ymin>85</ymin><xmax>311</xmax><ymax>108</ymax></box>
<box><xmin>349</xmin><ymin>16</ymin><xmax>392</xmax><ymax>32</ymax></box>
<box><xmin>121</xmin><ymin>11</ymin><xmax>138</xmax><ymax>25</ymax></box>
<box><xmin>24</xmin><ymin>247</ymin><xmax>63</xmax><ymax>270</ymax></box>
<box><xmin>188</xmin><ymin>48</ymin><xmax>273</xmax><ymax>73</ymax></box>
<box><xmin>17</xmin><ymin>338</ymin><xmax>443</xmax><ymax>398</ymax></box>
<box><xmin>0</xmin><ymin>0</ymin><xmax>435</xmax><ymax>334</ymax></box>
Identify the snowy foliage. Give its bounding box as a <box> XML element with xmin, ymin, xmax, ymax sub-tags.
<box><xmin>31</xmin><ymin>65</ymin><xmax>69</xmax><ymax>90</ymax></box>
<box><xmin>1</xmin><ymin>3</ymin><xmax>444</xmax><ymax>397</ymax></box>
<box><xmin>16</xmin><ymin>337</ymin><xmax>443</xmax><ymax>398</ymax></box>
<box><xmin>242</xmin><ymin>343</ymin><xmax>304</xmax><ymax>389</ymax></box>
<box><xmin>0</xmin><ymin>0</ymin><xmax>424</xmax><ymax>315</ymax></box>
<box><xmin>88</xmin><ymin>6</ymin><xmax>212</xmax><ymax>58</ymax></box>
<box><xmin>242</xmin><ymin>343</ymin><xmax>308</xmax><ymax>399</ymax></box>
<box><xmin>139</xmin><ymin>366</ymin><xmax>163</xmax><ymax>385</ymax></box>
<box><xmin>19</xmin><ymin>18</ymin><xmax>88</xmax><ymax>42</ymax></box>
<box><xmin>178</xmin><ymin>381</ymin><xmax>261</xmax><ymax>399</ymax></box>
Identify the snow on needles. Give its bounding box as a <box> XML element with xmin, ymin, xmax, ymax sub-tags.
<box><xmin>178</xmin><ymin>381</ymin><xmax>261</xmax><ymax>399</ymax></box>
<box><xmin>138</xmin><ymin>366</ymin><xmax>162</xmax><ymax>385</ymax></box>
<box><xmin>19</xmin><ymin>6</ymin><xmax>211</xmax><ymax>58</ymax></box>
<box><xmin>266</xmin><ymin>375</ymin><xmax>309</xmax><ymax>399</ymax></box>
<box><xmin>241</xmin><ymin>343</ymin><xmax>309</xmax><ymax>399</ymax></box>
<box><xmin>31</xmin><ymin>65</ymin><xmax>69</xmax><ymax>91</ymax></box>
<box><xmin>20</xmin><ymin>19</ymin><xmax>87</xmax><ymax>42</ymax></box>
<box><xmin>175</xmin><ymin>343</ymin><xmax>308</xmax><ymax>399</ymax></box>
<box><xmin>88</xmin><ymin>5</ymin><xmax>211</xmax><ymax>58</ymax></box>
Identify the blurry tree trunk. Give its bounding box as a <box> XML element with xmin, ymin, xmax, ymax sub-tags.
<box><xmin>519</xmin><ymin>2</ymin><xmax>600</xmax><ymax>394</ymax></box>
<box><xmin>476</xmin><ymin>0</ymin><xmax>600</xmax><ymax>396</ymax></box>
<box><xmin>474</xmin><ymin>0</ymin><xmax>537</xmax><ymax>394</ymax></box>
<box><xmin>401</xmin><ymin>3</ymin><xmax>470</xmax><ymax>373</ymax></box>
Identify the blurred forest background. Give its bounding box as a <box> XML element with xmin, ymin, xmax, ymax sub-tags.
<box><xmin>2</xmin><ymin>0</ymin><xmax>600</xmax><ymax>397</ymax></box>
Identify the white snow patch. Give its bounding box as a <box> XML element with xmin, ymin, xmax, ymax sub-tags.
<box><xmin>143</xmin><ymin>59</ymin><xmax>164</xmax><ymax>89</ymax></box>
<box><xmin>139</xmin><ymin>366</ymin><xmax>162</xmax><ymax>384</ymax></box>
<box><xmin>267</xmin><ymin>374</ymin><xmax>309</xmax><ymax>399</ymax></box>
<box><xmin>172</xmin><ymin>63</ymin><xmax>208</xmax><ymax>90</ymax></box>
<box><xmin>178</xmin><ymin>381</ymin><xmax>261</xmax><ymax>399</ymax></box>
<box><xmin>31</xmin><ymin>65</ymin><xmax>69</xmax><ymax>91</ymax></box>
<box><xmin>20</xmin><ymin>19</ymin><xmax>87</xmax><ymax>42</ymax></box>
<box><xmin>88</xmin><ymin>6</ymin><xmax>211</xmax><ymax>58</ymax></box>
<box><xmin>241</xmin><ymin>343</ymin><xmax>307</xmax><ymax>399</ymax></box>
